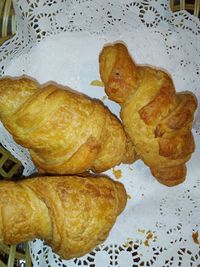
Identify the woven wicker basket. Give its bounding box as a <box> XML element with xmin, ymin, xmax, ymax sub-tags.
<box><xmin>0</xmin><ymin>146</ymin><xmax>32</xmax><ymax>267</ymax></box>
<box><xmin>170</xmin><ymin>0</ymin><xmax>200</xmax><ymax>16</ymax></box>
<box><xmin>0</xmin><ymin>0</ymin><xmax>199</xmax><ymax>266</ymax></box>
<box><xmin>0</xmin><ymin>0</ymin><xmax>15</xmax><ymax>45</ymax></box>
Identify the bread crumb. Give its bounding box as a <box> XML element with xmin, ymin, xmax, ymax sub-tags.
<box><xmin>101</xmin><ymin>95</ymin><xmax>107</xmax><ymax>101</ymax></box>
<box><xmin>144</xmin><ymin>232</ymin><xmax>153</xmax><ymax>247</ymax></box>
<box><xmin>124</xmin><ymin>240</ymin><xmax>133</xmax><ymax>249</ymax></box>
<box><xmin>90</xmin><ymin>80</ymin><xmax>104</xmax><ymax>87</ymax></box>
<box><xmin>138</xmin><ymin>229</ymin><xmax>145</xmax><ymax>234</ymax></box>
<box><xmin>112</xmin><ymin>168</ymin><xmax>122</xmax><ymax>179</ymax></box>
<box><xmin>138</xmin><ymin>229</ymin><xmax>154</xmax><ymax>247</ymax></box>
<box><xmin>127</xmin><ymin>194</ymin><xmax>132</xmax><ymax>199</ymax></box>
<box><xmin>192</xmin><ymin>231</ymin><xmax>199</xmax><ymax>244</ymax></box>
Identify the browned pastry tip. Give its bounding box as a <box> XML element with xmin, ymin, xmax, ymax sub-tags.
<box><xmin>151</xmin><ymin>164</ymin><xmax>186</xmax><ymax>187</ymax></box>
<box><xmin>99</xmin><ymin>43</ymin><xmax>139</xmax><ymax>104</ymax></box>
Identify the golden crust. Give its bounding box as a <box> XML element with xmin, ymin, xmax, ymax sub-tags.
<box><xmin>0</xmin><ymin>77</ymin><xmax>136</xmax><ymax>174</ymax></box>
<box><xmin>99</xmin><ymin>43</ymin><xmax>197</xmax><ymax>186</ymax></box>
<box><xmin>0</xmin><ymin>175</ymin><xmax>127</xmax><ymax>259</ymax></box>
<box><xmin>99</xmin><ymin>43</ymin><xmax>139</xmax><ymax>104</ymax></box>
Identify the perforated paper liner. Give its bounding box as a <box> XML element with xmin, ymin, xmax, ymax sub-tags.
<box><xmin>0</xmin><ymin>1</ymin><xmax>199</xmax><ymax>266</ymax></box>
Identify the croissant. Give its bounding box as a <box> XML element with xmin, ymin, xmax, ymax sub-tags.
<box><xmin>0</xmin><ymin>175</ymin><xmax>126</xmax><ymax>259</ymax></box>
<box><xmin>99</xmin><ymin>43</ymin><xmax>197</xmax><ymax>186</ymax></box>
<box><xmin>0</xmin><ymin>77</ymin><xmax>136</xmax><ymax>174</ymax></box>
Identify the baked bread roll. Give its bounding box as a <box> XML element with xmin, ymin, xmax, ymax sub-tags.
<box><xmin>0</xmin><ymin>77</ymin><xmax>136</xmax><ymax>174</ymax></box>
<box><xmin>99</xmin><ymin>43</ymin><xmax>197</xmax><ymax>186</ymax></box>
<box><xmin>0</xmin><ymin>175</ymin><xmax>126</xmax><ymax>259</ymax></box>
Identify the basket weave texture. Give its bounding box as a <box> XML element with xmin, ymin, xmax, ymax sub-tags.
<box><xmin>0</xmin><ymin>0</ymin><xmax>15</xmax><ymax>45</ymax></box>
<box><xmin>0</xmin><ymin>145</ymin><xmax>32</xmax><ymax>267</ymax></box>
<box><xmin>0</xmin><ymin>145</ymin><xmax>23</xmax><ymax>179</ymax></box>
<box><xmin>170</xmin><ymin>0</ymin><xmax>200</xmax><ymax>16</ymax></box>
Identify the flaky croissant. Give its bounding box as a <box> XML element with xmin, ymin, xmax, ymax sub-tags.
<box><xmin>0</xmin><ymin>77</ymin><xmax>136</xmax><ymax>174</ymax></box>
<box><xmin>99</xmin><ymin>43</ymin><xmax>197</xmax><ymax>186</ymax></box>
<box><xmin>0</xmin><ymin>175</ymin><xmax>126</xmax><ymax>259</ymax></box>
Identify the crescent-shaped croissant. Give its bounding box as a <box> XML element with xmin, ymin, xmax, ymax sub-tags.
<box><xmin>0</xmin><ymin>77</ymin><xmax>136</xmax><ymax>174</ymax></box>
<box><xmin>0</xmin><ymin>175</ymin><xmax>127</xmax><ymax>259</ymax></box>
<box><xmin>99</xmin><ymin>43</ymin><xmax>197</xmax><ymax>186</ymax></box>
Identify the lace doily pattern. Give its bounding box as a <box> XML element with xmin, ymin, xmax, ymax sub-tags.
<box><xmin>28</xmin><ymin>238</ymin><xmax>200</xmax><ymax>267</ymax></box>
<box><xmin>0</xmin><ymin>0</ymin><xmax>199</xmax><ymax>266</ymax></box>
<box><xmin>0</xmin><ymin>0</ymin><xmax>199</xmax><ymax>131</ymax></box>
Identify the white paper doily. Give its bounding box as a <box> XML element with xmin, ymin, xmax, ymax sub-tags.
<box><xmin>0</xmin><ymin>0</ymin><xmax>200</xmax><ymax>266</ymax></box>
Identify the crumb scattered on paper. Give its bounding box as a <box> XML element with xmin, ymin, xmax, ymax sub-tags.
<box><xmin>144</xmin><ymin>231</ymin><xmax>153</xmax><ymax>247</ymax></box>
<box><xmin>192</xmin><ymin>231</ymin><xmax>199</xmax><ymax>244</ymax></box>
<box><xmin>127</xmin><ymin>194</ymin><xmax>132</xmax><ymax>199</ymax></box>
<box><xmin>138</xmin><ymin>229</ymin><xmax>145</xmax><ymax>234</ymax></box>
<box><xmin>101</xmin><ymin>95</ymin><xmax>107</xmax><ymax>101</ymax></box>
<box><xmin>137</xmin><ymin>229</ymin><xmax>157</xmax><ymax>247</ymax></box>
<box><xmin>112</xmin><ymin>168</ymin><xmax>122</xmax><ymax>179</ymax></box>
<box><xmin>124</xmin><ymin>240</ymin><xmax>133</xmax><ymax>249</ymax></box>
<box><xmin>90</xmin><ymin>80</ymin><xmax>104</xmax><ymax>87</ymax></box>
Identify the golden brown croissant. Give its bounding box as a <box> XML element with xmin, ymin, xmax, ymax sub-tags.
<box><xmin>99</xmin><ymin>43</ymin><xmax>197</xmax><ymax>186</ymax></box>
<box><xmin>0</xmin><ymin>175</ymin><xmax>127</xmax><ymax>259</ymax></box>
<box><xmin>0</xmin><ymin>77</ymin><xmax>136</xmax><ymax>174</ymax></box>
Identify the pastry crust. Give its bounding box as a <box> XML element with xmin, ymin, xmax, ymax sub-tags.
<box><xmin>0</xmin><ymin>77</ymin><xmax>136</xmax><ymax>174</ymax></box>
<box><xmin>99</xmin><ymin>43</ymin><xmax>197</xmax><ymax>186</ymax></box>
<box><xmin>0</xmin><ymin>175</ymin><xmax>127</xmax><ymax>259</ymax></box>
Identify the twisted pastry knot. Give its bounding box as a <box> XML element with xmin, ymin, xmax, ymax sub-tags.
<box><xmin>0</xmin><ymin>176</ymin><xmax>127</xmax><ymax>259</ymax></box>
<box><xmin>99</xmin><ymin>43</ymin><xmax>197</xmax><ymax>186</ymax></box>
<box><xmin>0</xmin><ymin>77</ymin><xmax>136</xmax><ymax>175</ymax></box>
